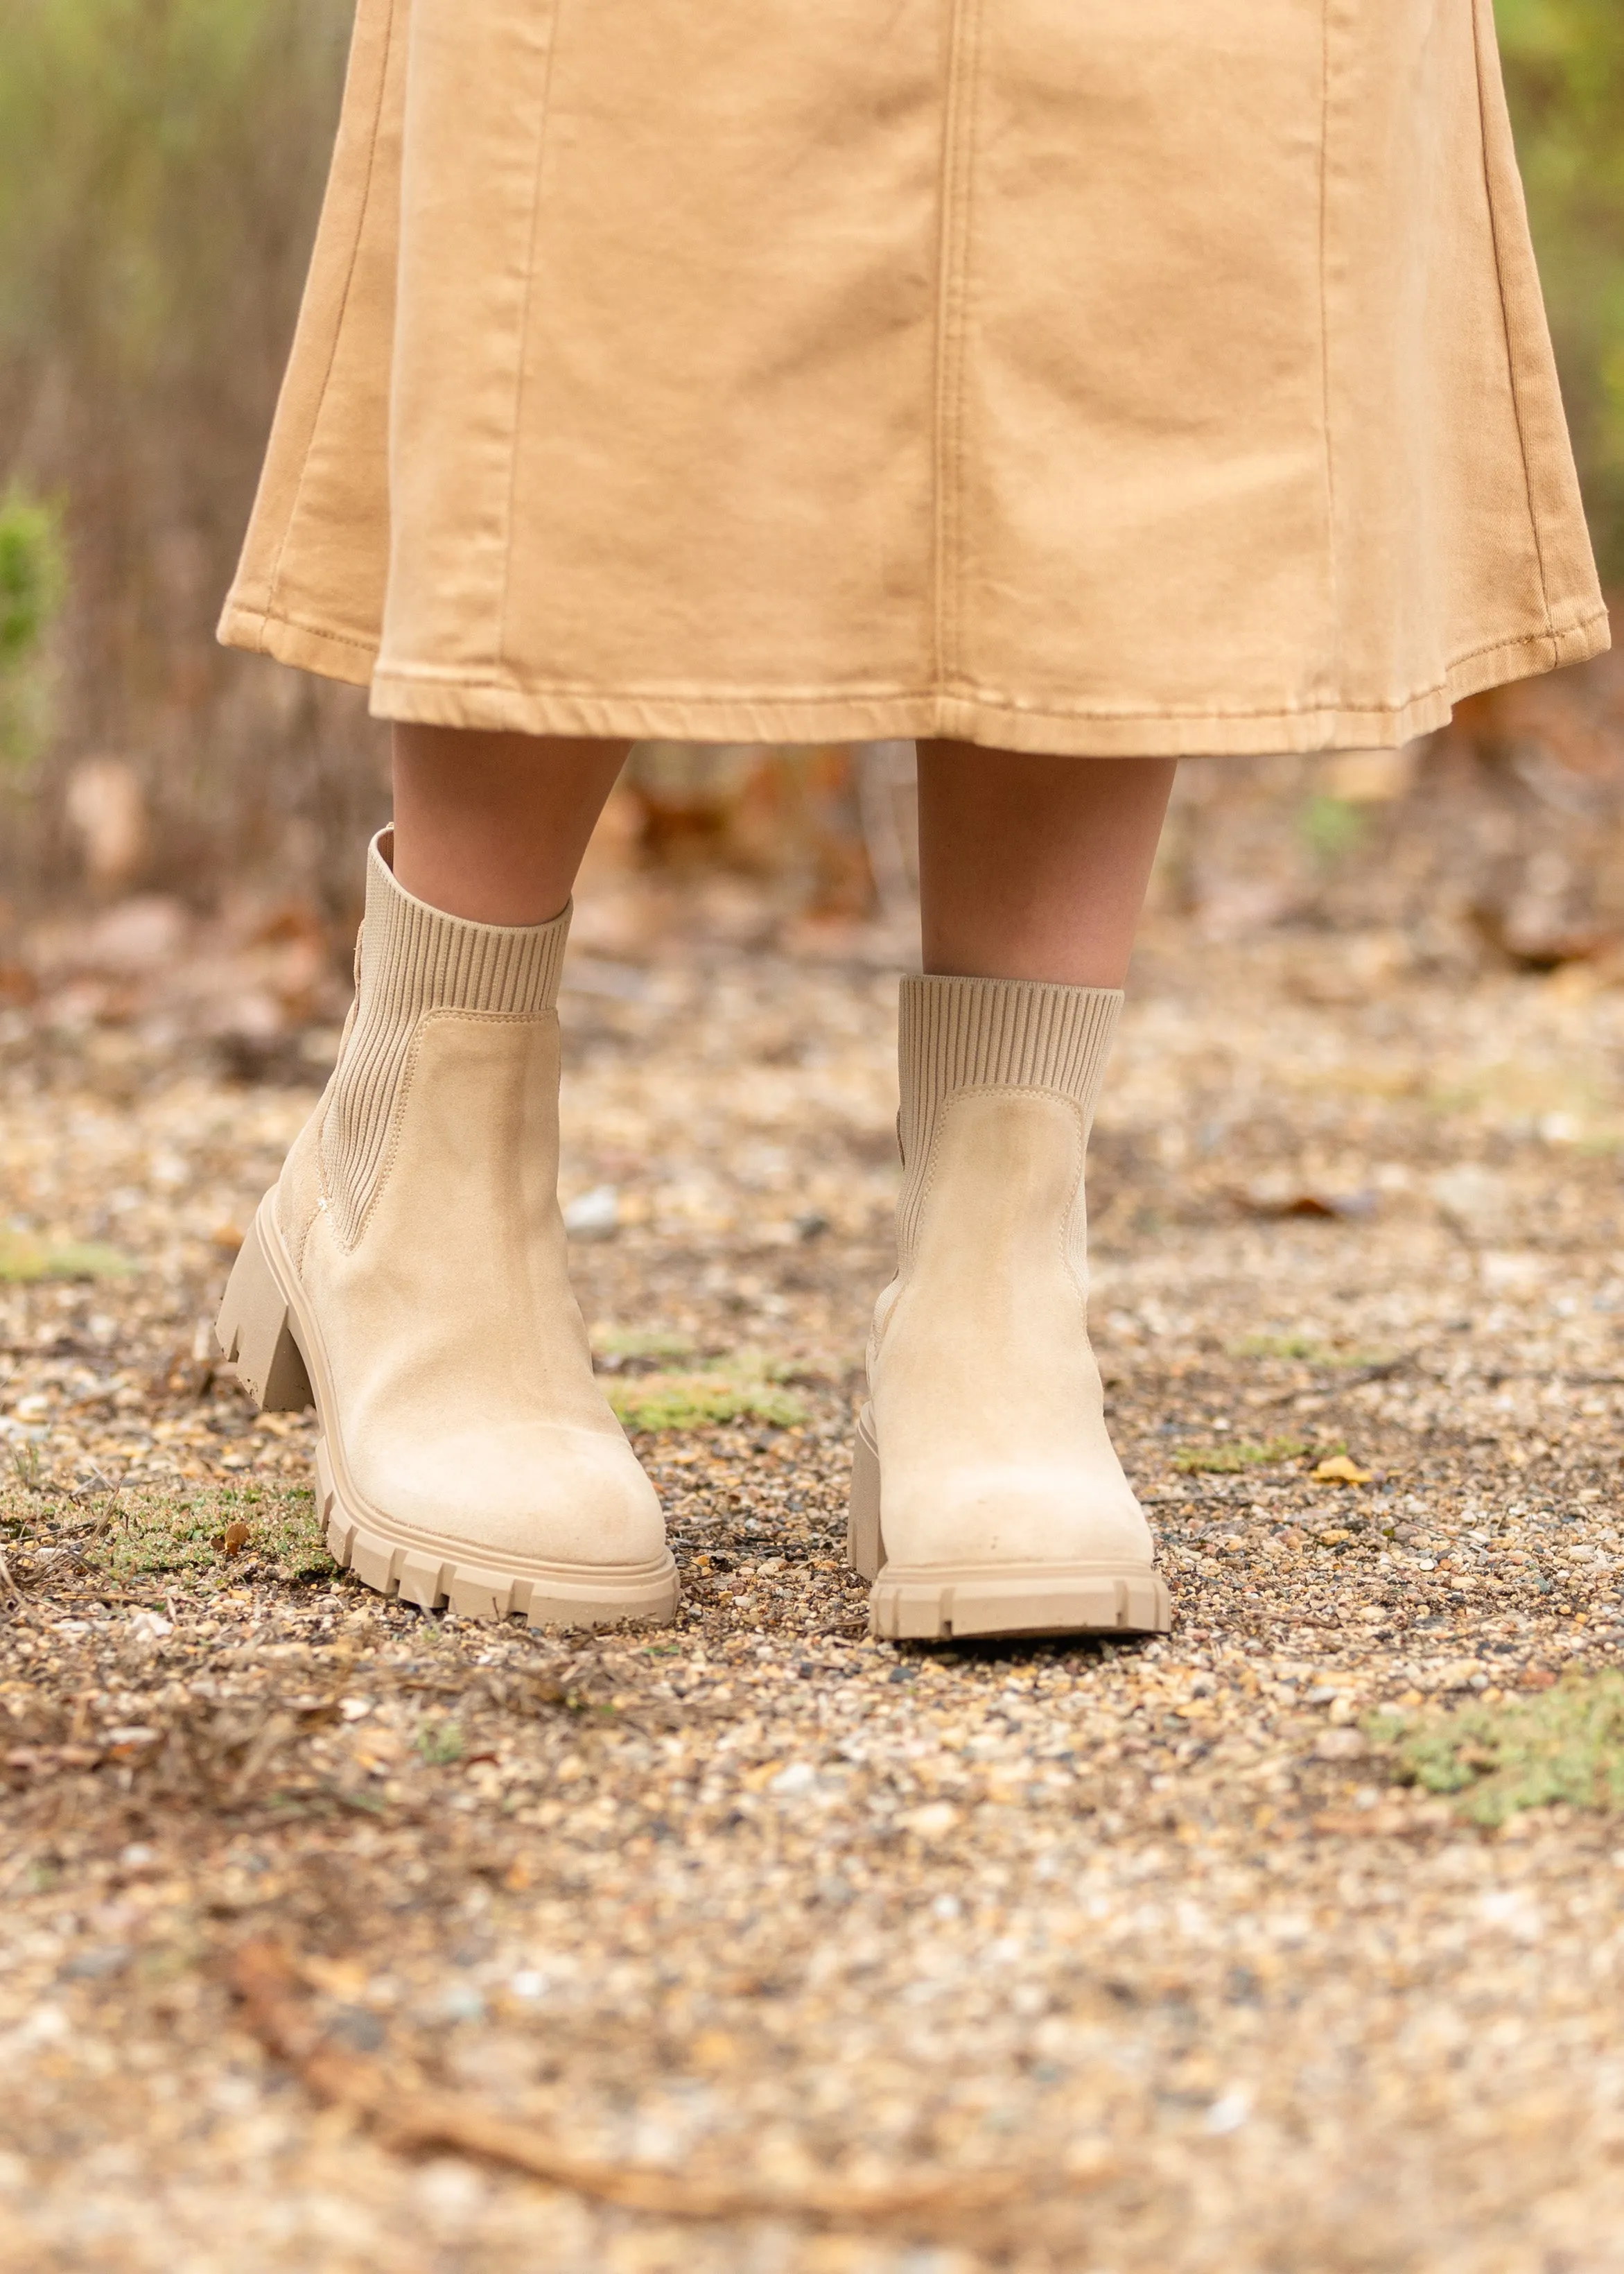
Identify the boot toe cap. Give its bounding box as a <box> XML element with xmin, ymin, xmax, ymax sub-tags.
<box><xmin>882</xmin><ymin>1461</ymin><xmax>1155</xmax><ymax>1568</ymax></box>
<box><xmin>352</xmin><ymin>1423</ymin><xmax>666</xmax><ymax>1568</ymax></box>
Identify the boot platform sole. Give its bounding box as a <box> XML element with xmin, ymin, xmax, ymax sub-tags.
<box><xmin>849</xmin><ymin>1403</ymin><xmax>1171</xmax><ymax>1640</ymax></box>
<box><xmin>215</xmin><ymin>1197</ymin><xmax>680</xmax><ymax>1631</ymax></box>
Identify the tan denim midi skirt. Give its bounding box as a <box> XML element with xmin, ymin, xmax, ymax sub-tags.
<box><xmin>220</xmin><ymin>0</ymin><xmax>1609</xmax><ymax>758</ymax></box>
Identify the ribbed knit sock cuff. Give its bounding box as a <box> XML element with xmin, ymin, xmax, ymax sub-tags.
<box><xmin>358</xmin><ymin>829</ymin><xmax>570</xmax><ymax>1014</ymax></box>
<box><xmin>898</xmin><ymin>974</ymin><xmax>1122</xmax><ymax>1170</ymax></box>
<box><xmin>324</xmin><ymin>833</ymin><xmax>573</xmax><ymax>1242</ymax></box>
<box><xmin>893</xmin><ymin>975</ymin><xmax>1121</xmax><ymax>1269</ymax></box>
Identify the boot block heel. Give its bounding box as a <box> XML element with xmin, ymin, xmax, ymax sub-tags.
<box><xmin>215</xmin><ymin>1206</ymin><xmax>313</xmax><ymax>1413</ymax></box>
<box><xmin>847</xmin><ymin>1403</ymin><xmax>883</xmax><ymax>1582</ymax></box>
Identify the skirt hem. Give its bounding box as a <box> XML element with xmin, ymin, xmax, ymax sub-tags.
<box><xmin>218</xmin><ymin>601</ymin><xmax>1612</xmax><ymax>758</ymax></box>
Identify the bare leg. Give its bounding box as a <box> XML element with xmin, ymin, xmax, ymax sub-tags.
<box><xmin>216</xmin><ymin>719</ymin><xmax>676</xmax><ymax>1635</ymax></box>
<box><xmin>391</xmin><ymin>723</ymin><xmax>630</xmax><ymax>924</ymax></box>
<box><xmin>853</xmin><ymin>744</ymin><xmax>1179</xmax><ymax>1640</ymax></box>
<box><xmin>916</xmin><ymin>742</ymin><xmax>1176</xmax><ymax>987</ymax></box>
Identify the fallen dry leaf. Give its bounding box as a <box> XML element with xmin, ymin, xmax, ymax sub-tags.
<box><xmin>1313</xmin><ymin>1454</ymin><xmax>1372</xmax><ymax>1485</ymax></box>
<box><xmin>1238</xmin><ymin>1181</ymin><xmax>1375</xmax><ymax>1222</ymax></box>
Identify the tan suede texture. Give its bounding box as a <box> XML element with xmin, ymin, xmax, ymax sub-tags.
<box><xmin>297</xmin><ymin>1012</ymin><xmax>663</xmax><ymax>1565</ymax></box>
<box><xmin>274</xmin><ymin>851</ymin><xmax>662</xmax><ymax>1571</ymax></box>
<box><xmin>869</xmin><ymin>978</ymin><xmax>1154</xmax><ymax>1570</ymax></box>
<box><xmin>219</xmin><ymin>0</ymin><xmax>1607</xmax><ymax>757</ymax></box>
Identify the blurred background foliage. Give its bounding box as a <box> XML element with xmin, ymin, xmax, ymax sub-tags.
<box><xmin>0</xmin><ymin>0</ymin><xmax>367</xmax><ymax>917</ymax></box>
<box><xmin>0</xmin><ymin>489</ymin><xmax>67</xmax><ymax>773</ymax></box>
<box><xmin>1497</xmin><ymin>0</ymin><xmax>1624</xmax><ymax>582</ymax></box>
<box><xmin>0</xmin><ymin>0</ymin><xmax>1618</xmax><ymax>940</ymax></box>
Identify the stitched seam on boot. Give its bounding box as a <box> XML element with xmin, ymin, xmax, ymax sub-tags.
<box><xmin>1054</xmin><ymin>1097</ymin><xmax>1091</xmax><ymax>1325</ymax></box>
<box><xmin>313</xmin><ymin>985</ymin><xmax>362</xmax><ymax>1250</ymax></box>
<box><xmin>898</xmin><ymin>1085</ymin><xmax>1090</xmax><ymax>1298</ymax></box>
<box><xmin>902</xmin><ymin>1082</ymin><xmax>1029</xmax><ymax>1270</ymax></box>
<box><xmin>334</xmin><ymin>1007</ymin><xmax>549</xmax><ymax>1253</ymax></box>
<box><xmin>274</xmin><ymin>1115</ymin><xmax>329</xmax><ymax>1280</ymax></box>
<box><xmin>951</xmin><ymin>1088</ymin><xmax>1092</xmax><ymax>1326</ymax></box>
<box><xmin>289</xmin><ymin>1188</ymin><xmax>324</xmax><ymax>1278</ymax></box>
<box><xmin>866</xmin><ymin>1275</ymin><xmax>902</xmax><ymax>1375</ymax></box>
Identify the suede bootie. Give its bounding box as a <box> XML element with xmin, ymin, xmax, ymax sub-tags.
<box><xmin>216</xmin><ymin>834</ymin><xmax>676</xmax><ymax>1627</ymax></box>
<box><xmin>850</xmin><ymin>975</ymin><xmax>1170</xmax><ymax>1640</ymax></box>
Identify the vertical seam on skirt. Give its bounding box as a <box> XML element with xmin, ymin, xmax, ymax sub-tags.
<box><xmin>932</xmin><ymin>0</ymin><xmax>981</xmax><ymax>707</ymax></box>
<box><xmin>265</xmin><ymin>0</ymin><xmax>401</xmax><ymax>630</ymax></box>
<box><xmin>929</xmin><ymin>6</ymin><xmax>959</xmax><ymax>700</ymax></box>
<box><xmin>1317</xmin><ymin>0</ymin><xmax>1341</xmax><ymax>709</ymax></box>
<box><xmin>950</xmin><ymin>0</ymin><xmax>988</xmax><ymax>704</ymax></box>
<box><xmin>496</xmin><ymin>3</ymin><xmax>566</xmax><ymax>675</ymax></box>
<box><xmin>1471</xmin><ymin>0</ymin><xmax>1555</xmax><ymax>645</ymax></box>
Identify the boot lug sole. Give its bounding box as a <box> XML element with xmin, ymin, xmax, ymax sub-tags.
<box><xmin>850</xmin><ymin>1404</ymin><xmax>1171</xmax><ymax>1640</ymax></box>
<box><xmin>869</xmin><ymin>1565</ymin><xmax>1171</xmax><ymax>1641</ymax></box>
<box><xmin>217</xmin><ymin>1197</ymin><xmax>679</xmax><ymax>1630</ymax></box>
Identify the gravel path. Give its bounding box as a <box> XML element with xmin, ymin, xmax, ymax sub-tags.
<box><xmin>2</xmin><ymin>888</ymin><xmax>1623</xmax><ymax>2273</ymax></box>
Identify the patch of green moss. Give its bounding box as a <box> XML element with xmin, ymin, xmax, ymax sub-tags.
<box><xmin>607</xmin><ymin>1369</ymin><xmax>808</xmax><ymax>1433</ymax></box>
<box><xmin>1231</xmin><ymin>1334</ymin><xmax>1397</xmax><ymax>1369</ymax></box>
<box><xmin>416</xmin><ymin>1719</ymin><xmax>464</xmax><ymax>1766</ymax></box>
<box><xmin>593</xmin><ymin>1328</ymin><xmax>697</xmax><ymax>1365</ymax></box>
<box><xmin>1172</xmin><ymin>1436</ymin><xmax>1309</xmax><ymax>1475</ymax></box>
<box><xmin>85</xmin><ymin>1485</ymin><xmax>329</xmax><ymax>1586</ymax></box>
<box><xmin>1232</xmin><ymin>1334</ymin><xmax>1325</xmax><ymax>1361</ymax></box>
<box><xmin>1370</xmin><ymin>1672</ymin><xmax>1624</xmax><ymax>1827</ymax></box>
<box><xmin>0</xmin><ymin>1231</ymin><xmax>136</xmax><ymax>1283</ymax></box>
<box><xmin>1299</xmin><ymin>792</ymin><xmax>1370</xmax><ymax>866</ymax></box>
<box><xmin>601</xmin><ymin>1344</ymin><xmax>810</xmax><ymax>1433</ymax></box>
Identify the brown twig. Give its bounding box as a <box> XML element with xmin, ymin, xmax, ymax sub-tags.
<box><xmin>229</xmin><ymin>1941</ymin><xmax>1074</xmax><ymax>2239</ymax></box>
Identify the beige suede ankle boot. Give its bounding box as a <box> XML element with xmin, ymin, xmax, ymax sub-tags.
<box><xmin>850</xmin><ymin>975</ymin><xmax>1171</xmax><ymax>1641</ymax></box>
<box><xmin>215</xmin><ymin>833</ymin><xmax>676</xmax><ymax>1627</ymax></box>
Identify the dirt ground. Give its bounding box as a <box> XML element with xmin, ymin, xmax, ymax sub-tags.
<box><xmin>3</xmin><ymin>793</ymin><xmax>1624</xmax><ymax>2273</ymax></box>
